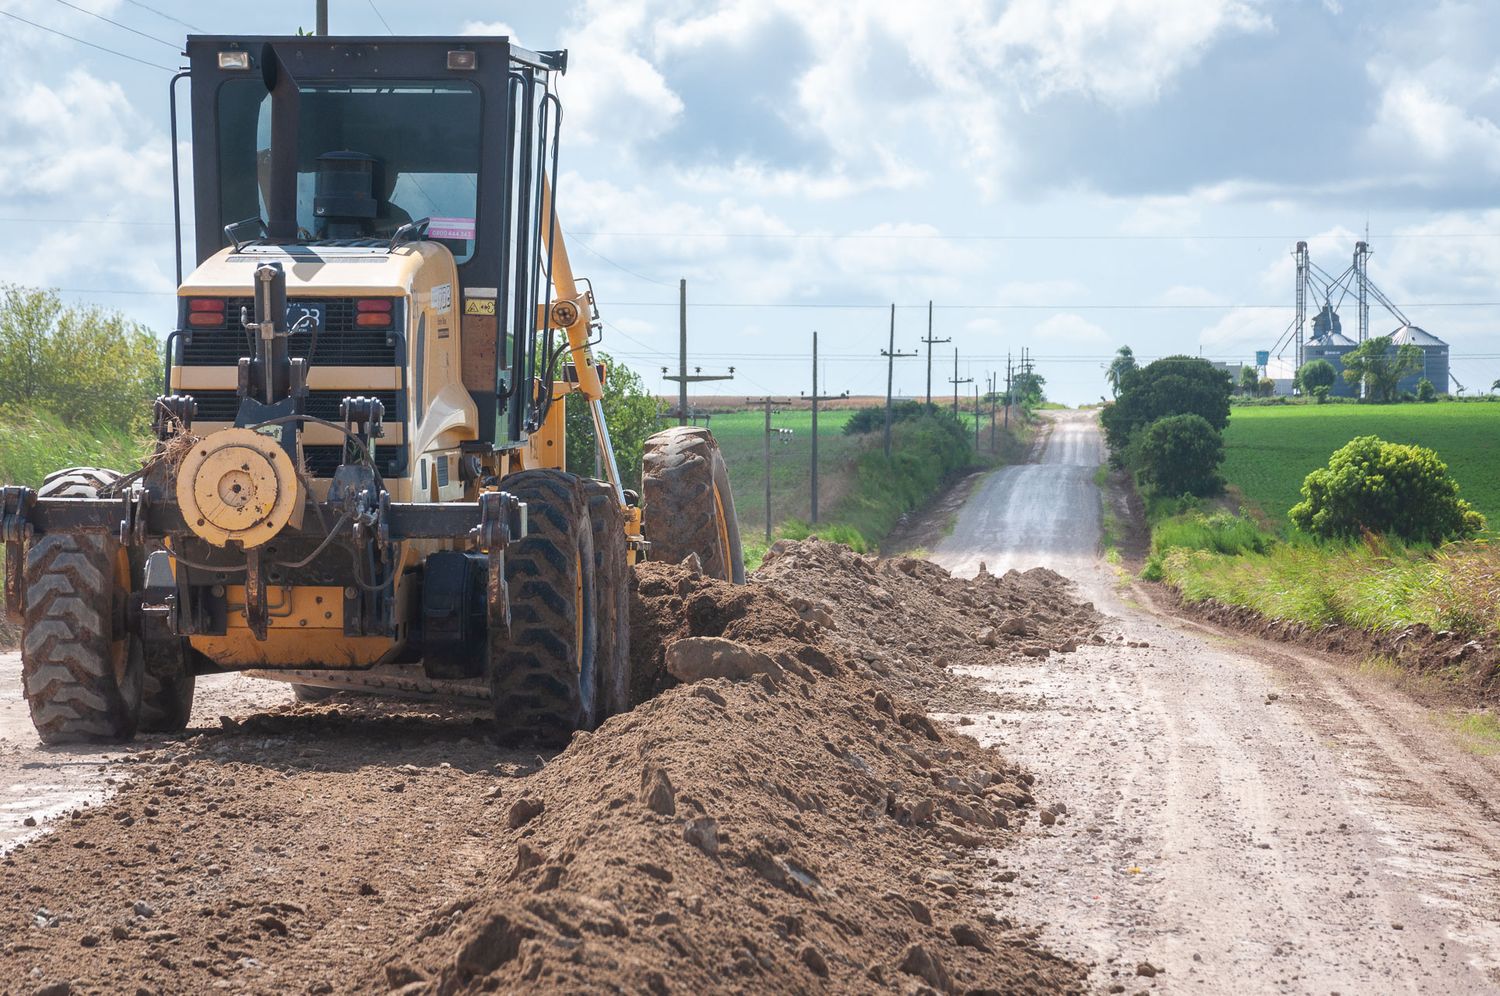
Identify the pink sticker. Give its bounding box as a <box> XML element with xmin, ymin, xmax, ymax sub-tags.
<box><xmin>428</xmin><ymin>217</ymin><xmax>476</xmax><ymax>240</ymax></box>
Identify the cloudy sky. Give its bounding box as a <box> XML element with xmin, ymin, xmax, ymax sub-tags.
<box><xmin>3</xmin><ymin>0</ymin><xmax>1500</xmax><ymax>403</ymax></box>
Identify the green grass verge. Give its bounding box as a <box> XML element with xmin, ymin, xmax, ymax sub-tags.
<box><xmin>1222</xmin><ymin>402</ymin><xmax>1500</xmax><ymax>531</ymax></box>
<box><xmin>1157</xmin><ymin>537</ymin><xmax>1500</xmax><ymax>637</ymax></box>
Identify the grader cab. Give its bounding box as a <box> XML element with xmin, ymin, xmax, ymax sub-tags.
<box><xmin>0</xmin><ymin>34</ymin><xmax>743</xmax><ymax>745</ymax></box>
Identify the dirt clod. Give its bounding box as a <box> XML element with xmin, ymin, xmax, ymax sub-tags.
<box><xmin>665</xmin><ymin>636</ymin><xmax>779</xmax><ymax>682</ymax></box>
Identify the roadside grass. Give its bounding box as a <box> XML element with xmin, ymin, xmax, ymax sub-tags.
<box><xmin>1158</xmin><ymin>538</ymin><xmax>1500</xmax><ymax>638</ymax></box>
<box><xmin>1222</xmin><ymin>402</ymin><xmax>1500</xmax><ymax>531</ymax></box>
<box><xmin>1445</xmin><ymin>711</ymin><xmax>1500</xmax><ymax>756</ymax></box>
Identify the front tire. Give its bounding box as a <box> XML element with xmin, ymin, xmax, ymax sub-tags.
<box><xmin>489</xmin><ymin>470</ymin><xmax>599</xmax><ymax>745</ymax></box>
<box><xmin>642</xmin><ymin>426</ymin><xmax>744</xmax><ymax>583</ymax></box>
<box><xmin>22</xmin><ymin>468</ymin><xmax>144</xmax><ymax>743</ymax></box>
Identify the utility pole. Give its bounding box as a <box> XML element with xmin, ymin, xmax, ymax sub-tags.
<box><xmin>803</xmin><ymin>330</ymin><xmax>847</xmax><ymax>524</ymax></box>
<box><xmin>1003</xmin><ymin>352</ymin><xmax>1012</xmax><ymax>431</ymax></box>
<box><xmin>948</xmin><ymin>349</ymin><xmax>972</xmax><ymax>417</ymax></box>
<box><xmin>662</xmin><ymin>278</ymin><xmax>732</xmax><ymax>425</ymax></box>
<box><xmin>988</xmin><ymin>372</ymin><xmax>997</xmax><ymax>454</ymax></box>
<box><xmin>316</xmin><ymin>0</ymin><xmax>328</xmax><ymax>35</ymax></box>
<box><xmin>972</xmin><ymin>384</ymin><xmax>981</xmax><ymax>451</ymax></box>
<box><xmin>748</xmin><ymin>396</ymin><xmax>793</xmax><ymax>542</ymax></box>
<box><xmin>921</xmin><ymin>299</ymin><xmax>949</xmax><ymax>409</ymax></box>
<box><xmin>881</xmin><ymin>303</ymin><xmax>917</xmax><ymax>459</ymax></box>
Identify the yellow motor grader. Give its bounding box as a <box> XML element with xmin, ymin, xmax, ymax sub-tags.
<box><xmin>0</xmin><ymin>34</ymin><xmax>743</xmax><ymax>745</ymax></box>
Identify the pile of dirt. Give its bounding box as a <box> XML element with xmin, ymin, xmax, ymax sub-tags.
<box><xmin>755</xmin><ymin>538</ymin><xmax>1104</xmax><ymax>711</ymax></box>
<box><xmin>0</xmin><ymin>548</ymin><xmax>1094</xmax><ymax>995</ymax></box>
<box><xmin>372</xmin><ymin>559</ymin><xmax>1083</xmax><ymax>993</ymax></box>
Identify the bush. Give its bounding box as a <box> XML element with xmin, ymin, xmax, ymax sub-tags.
<box><xmin>0</xmin><ymin>285</ymin><xmax>160</xmax><ymax>432</ymax></box>
<box><xmin>1100</xmin><ymin>355</ymin><xmax>1232</xmax><ymax>455</ymax></box>
<box><xmin>565</xmin><ymin>351</ymin><xmax>662</xmax><ymax>490</ymax></box>
<box><xmin>1416</xmin><ymin>378</ymin><xmax>1438</xmax><ymax>403</ymax></box>
<box><xmin>1289</xmin><ymin>435</ymin><xmax>1485</xmax><ymax>543</ymax></box>
<box><xmin>1141</xmin><ymin>509</ymin><xmax>1273</xmax><ymax>581</ymax></box>
<box><xmin>1133</xmin><ymin>413</ymin><xmax>1224</xmax><ymax>498</ymax></box>
<box><xmin>842</xmin><ymin>400</ymin><xmax>936</xmax><ymax>436</ymax></box>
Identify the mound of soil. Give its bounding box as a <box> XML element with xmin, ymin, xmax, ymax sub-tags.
<box><xmin>0</xmin><ymin>546</ymin><xmax>1093</xmax><ymax>995</ymax></box>
<box><xmin>756</xmin><ymin>538</ymin><xmax>1103</xmax><ymax>711</ymax></box>
<box><xmin>374</xmin><ymin>560</ymin><xmax>1083</xmax><ymax>993</ymax></box>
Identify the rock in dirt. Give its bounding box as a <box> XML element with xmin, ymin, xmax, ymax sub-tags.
<box><xmin>899</xmin><ymin>943</ymin><xmax>952</xmax><ymax>991</ymax></box>
<box><xmin>665</xmin><ymin>636</ymin><xmax>780</xmax><ymax>683</ymax></box>
<box><xmin>640</xmin><ymin>763</ymin><xmax>676</xmax><ymax>816</ymax></box>
<box><xmin>1137</xmin><ymin>961</ymin><xmax>1161</xmax><ymax>977</ymax></box>
<box><xmin>682</xmin><ymin>816</ymin><xmax>720</xmax><ymax>856</ymax></box>
<box><xmin>506</xmin><ymin>796</ymin><xmax>544</xmax><ymax>829</ymax></box>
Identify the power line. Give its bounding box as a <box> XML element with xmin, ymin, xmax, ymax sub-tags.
<box><xmin>0</xmin><ymin>216</ymin><xmax>173</xmax><ymax>227</ymax></box>
<box><xmin>607</xmin><ymin>300</ymin><xmax>1500</xmax><ymax>312</ymax></box>
<box><xmin>570</xmin><ymin>230</ymin><xmax>1500</xmax><ymax>243</ymax></box>
<box><xmin>47</xmin><ymin>0</ymin><xmax>178</xmax><ymax>49</ymax></box>
<box><xmin>0</xmin><ymin>9</ymin><xmax>176</xmax><ymax>71</ymax></box>
<box><xmin>120</xmin><ymin>0</ymin><xmax>203</xmax><ymax>33</ymax></box>
<box><xmin>572</xmin><ymin>236</ymin><xmax>672</xmax><ymax>287</ymax></box>
<box><xmin>367</xmin><ymin>0</ymin><xmax>394</xmax><ymax>33</ymax></box>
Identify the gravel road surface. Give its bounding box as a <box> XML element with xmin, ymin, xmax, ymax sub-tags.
<box><xmin>933</xmin><ymin>410</ymin><xmax>1500</xmax><ymax>993</ymax></box>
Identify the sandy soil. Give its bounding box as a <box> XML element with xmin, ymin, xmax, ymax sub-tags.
<box><xmin>932</xmin><ymin>410</ymin><xmax>1500</xmax><ymax>993</ymax></box>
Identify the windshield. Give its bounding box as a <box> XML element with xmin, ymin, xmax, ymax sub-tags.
<box><xmin>217</xmin><ymin>79</ymin><xmax>481</xmax><ymax>261</ymax></box>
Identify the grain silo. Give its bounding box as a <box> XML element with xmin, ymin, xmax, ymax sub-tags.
<box><xmin>1388</xmin><ymin>324</ymin><xmax>1449</xmax><ymax>395</ymax></box>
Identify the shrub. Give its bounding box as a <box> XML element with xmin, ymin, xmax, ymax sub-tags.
<box><xmin>0</xmin><ymin>285</ymin><xmax>160</xmax><ymax>432</ymax></box>
<box><xmin>1133</xmin><ymin>413</ymin><xmax>1224</xmax><ymax>498</ymax></box>
<box><xmin>842</xmin><ymin>400</ymin><xmax>938</xmax><ymax>436</ymax></box>
<box><xmin>1289</xmin><ymin>435</ymin><xmax>1485</xmax><ymax>543</ymax></box>
<box><xmin>1416</xmin><ymin>378</ymin><xmax>1438</xmax><ymax>403</ymax></box>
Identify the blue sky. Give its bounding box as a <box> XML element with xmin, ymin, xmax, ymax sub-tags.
<box><xmin>4</xmin><ymin>0</ymin><xmax>1500</xmax><ymax>403</ymax></box>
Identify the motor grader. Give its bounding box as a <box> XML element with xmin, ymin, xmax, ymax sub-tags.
<box><xmin>0</xmin><ymin>34</ymin><xmax>744</xmax><ymax>746</ymax></box>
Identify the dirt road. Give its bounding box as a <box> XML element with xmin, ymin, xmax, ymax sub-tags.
<box><xmin>933</xmin><ymin>410</ymin><xmax>1500</xmax><ymax>993</ymax></box>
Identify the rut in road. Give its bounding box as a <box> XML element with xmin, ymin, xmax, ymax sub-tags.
<box><xmin>932</xmin><ymin>409</ymin><xmax>1500</xmax><ymax>994</ymax></box>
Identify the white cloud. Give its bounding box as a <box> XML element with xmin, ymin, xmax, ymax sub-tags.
<box><xmin>1032</xmin><ymin>312</ymin><xmax>1108</xmax><ymax>345</ymax></box>
<box><xmin>462</xmin><ymin>20</ymin><xmax>521</xmax><ymax>40</ymax></box>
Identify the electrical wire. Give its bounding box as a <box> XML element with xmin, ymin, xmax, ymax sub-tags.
<box><xmin>0</xmin><ymin>8</ymin><xmax>176</xmax><ymax>71</ymax></box>
<box><xmin>46</xmin><ymin>0</ymin><xmax>178</xmax><ymax>49</ymax></box>
<box><xmin>120</xmin><ymin>0</ymin><xmax>203</xmax><ymax>33</ymax></box>
<box><xmin>367</xmin><ymin>0</ymin><xmax>394</xmax><ymax>33</ymax></box>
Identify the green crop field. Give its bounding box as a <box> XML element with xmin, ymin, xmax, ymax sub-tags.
<box><xmin>684</xmin><ymin>408</ymin><xmax>864</xmax><ymax>541</ymax></box>
<box><xmin>1222</xmin><ymin>402</ymin><xmax>1500</xmax><ymax>531</ymax></box>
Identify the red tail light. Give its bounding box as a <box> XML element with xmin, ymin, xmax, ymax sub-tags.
<box><xmin>186</xmin><ymin>297</ymin><xmax>225</xmax><ymax>327</ymax></box>
<box><xmin>356</xmin><ymin>298</ymin><xmax>393</xmax><ymax>327</ymax></box>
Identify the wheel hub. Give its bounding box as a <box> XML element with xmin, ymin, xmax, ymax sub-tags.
<box><xmin>176</xmin><ymin>428</ymin><xmax>300</xmax><ymax>548</ymax></box>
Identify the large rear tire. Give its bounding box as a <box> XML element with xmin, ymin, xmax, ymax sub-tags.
<box><xmin>642</xmin><ymin>426</ymin><xmax>744</xmax><ymax>583</ymax></box>
<box><xmin>22</xmin><ymin>469</ymin><xmax>143</xmax><ymax>743</ymax></box>
<box><xmin>583</xmin><ymin>480</ymin><xmax>632</xmax><ymax>716</ymax></box>
<box><xmin>489</xmin><ymin>470</ymin><xmax>599</xmax><ymax>745</ymax></box>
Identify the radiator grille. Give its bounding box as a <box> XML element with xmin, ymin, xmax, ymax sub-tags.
<box><xmin>178</xmin><ymin>298</ymin><xmax>400</xmax><ymax>366</ymax></box>
<box><xmin>190</xmin><ymin>390</ymin><xmax>404</xmax><ymax>424</ymax></box>
<box><xmin>302</xmin><ymin>444</ymin><xmax>406</xmax><ymax>478</ymax></box>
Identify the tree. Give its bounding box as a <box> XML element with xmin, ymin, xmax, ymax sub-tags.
<box><xmin>1416</xmin><ymin>377</ymin><xmax>1437</xmax><ymax>402</ymax></box>
<box><xmin>1100</xmin><ymin>355</ymin><xmax>1232</xmax><ymax>453</ymax></box>
<box><xmin>1238</xmin><ymin>365</ymin><xmax>1259</xmax><ymax>396</ymax></box>
<box><xmin>1339</xmin><ymin>334</ymin><xmax>1423</xmax><ymax>403</ymax></box>
<box><xmin>564</xmin><ymin>352</ymin><xmax>662</xmax><ymax>491</ymax></box>
<box><xmin>1133</xmin><ymin>413</ymin><xmax>1224</xmax><ymax>497</ymax></box>
<box><xmin>1105</xmin><ymin>346</ymin><xmax>1137</xmax><ymax>398</ymax></box>
<box><xmin>0</xmin><ymin>285</ymin><xmax>160</xmax><ymax>431</ymax></box>
<box><xmin>1297</xmin><ymin>359</ymin><xmax>1337</xmax><ymax>396</ymax></box>
<box><xmin>1257</xmin><ymin>377</ymin><xmax>1275</xmax><ymax>398</ymax></box>
<box><xmin>1289</xmin><ymin>435</ymin><xmax>1484</xmax><ymax>543</ymax></box>
<box><xmin>1010</xmin><ymin>369</ymin><xmax>1046</xmax><ymax>407</ymax></box>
